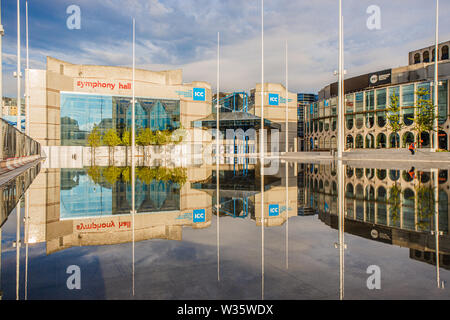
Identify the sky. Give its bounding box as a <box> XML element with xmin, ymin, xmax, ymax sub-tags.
<box><xmin>1</xmin><ymin>0</ymin><xmax>450</xmax><ymax>97</ymax></box>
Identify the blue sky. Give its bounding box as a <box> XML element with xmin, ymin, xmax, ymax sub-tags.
<box><xmin>1</xmin><ymin>0</ymin><xmax>449</xmax><ymax>97</ymax></box>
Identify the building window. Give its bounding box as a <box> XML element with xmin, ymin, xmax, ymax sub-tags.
<box><xmin>324</xmin><ymin>118</ymin><xmax>330</xmax><ymax>131</ymax></box>
<box><xmin>389</xmin><ymin>170</ymin><xmax>400</xmax><ymax>181</ymax></box>
<box><xmin>402</xmin><ymin>131</ymin><xmax>415</xmax><ymax>147</ymax></box>
<box><xmin>346</xmin><ymin>115</ymin><xmax>354</xmax><ymax>130</ymax></box>
<box><xmin>439</xmin><ymin>131</ymin><xmax>448</xmax><ymax>150</ymax></box>
<box><xmin>377</xmin><ymin>169</ymin><xmax>387</xmax><ymax>180</ymax></box>
<box><xmin>345</xmin><ymin>94</ymin><xmax>354</xmax><ymax>113</ymax></box>
<box><xmin>346</xmin><ymin>135</ymin><xmax>354</xmax><ymax>149</ymax></box>
<box><xmin>332</xmin><ymin>117</ymin><xmax>337</xmax><ymax>131</ymax></box>
<box><xmin>414</xmin><ymin>53</ymin><xmax>421</xmax><ymax>64</ymax></box>
<box><xmin>432</xmin><ymin>49</ymin><xmax>436</xmax><ymax>62</ymax></box>
<box><xmin>377</xmin><ymin>187</ymin><xmax>387</xmax><ymax>225</ymax></box>
<box><xmin>331</xmin><ymin>136</ymin><xmax>337</xmax><ymax>150</ymax></box>
<box><xmin>356</xmin><ymin>114</ymin><xmax>364</xmax><ymax>129</ymax></box>
<box><xmin>377</xmin><ymin>111</ymin><xmax>386</xmax><ymax>128</ymax></box>
<box><xmin>377</xmin><ymin>133</ymin><xmax>387</xmax><ymax>148</ymax></box>
<box><xmin>423</xmin><ymin>51</ymin><xmax>430</xmax><ymax>63</ymax></box>
<box><xmin>365</xmin><ymin>133</ymin><xmax>375</xmax><ymax>149</ymax></box>
<box><xmin>403</xmin><ymin>189</ymin><xmax>416</xmax><ymax>230</ymax></box>
<box><xmin>366</xmin><ymin>112</ymin><xmax>375</xmax><ymax>128</ymax></box>
<box><xmin>389</xmin><ymin>132</ymin><xmax>400</xmax><ymax>148</ymax></box>
<box><xmin>355</xmin><ymin>92</ymin><xmax>364</xmax><ymax>112</ymax></box>
<box><xmin>319</xmin><ymin>120</ymin><xmax>323</xmax><ymax>132</ymax></box>
<box><xmin>355</xmin><ymin>134</ymin><xmax>364</xmax><ymax>148</ymax></box>
<box><xmin>366</xmin><ymin>91</ymin><xmax>375</xmax><ymax>111</ymax></box>
<box><xmin>438</xmin><ymin>80</ymin><xmax>448</xmax><ymax>125</ymax></box>
<box><xmin>442</xmin><ymin>45</ymin><xmax>449</xmax><ymax>60</ymax></box>
<box><xmin>376</xmin><ymin>88</ymin><xmax>387</xmax><ymax>110</ymax></box>
<box><xmin>402</xmin><ymin>84</ymin><xmax>415</xmax><ymax>106</ymax></box>
<box><xmin>418</xmin><ymin>132</ymin><xmax>430</xmax><ymax>148</ymax></box>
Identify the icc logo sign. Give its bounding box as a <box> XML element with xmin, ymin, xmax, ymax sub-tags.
<box><xmin>269</xmin><ymin>93</ymin><xmax>279</xmax><ymax>106</ymax></box>
<box><xmin>193</xmin><ymin>209</ymin><xmax>206</xmax><ymax>223</ymax></box>
<box><xmin>269</xmin><ymin>204</ymin><xmax>279</xmax><ymax>217</ymax></box>
<box><xmin>193</xmin><ymin>88</ymin><xmax>206</xmax><ymax>101</ymax></box>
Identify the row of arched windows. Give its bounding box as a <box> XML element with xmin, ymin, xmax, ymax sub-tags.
<box><xmin>413</xmin><ymin>45</ymin><xmax>449</xmax><ymax>64</ymax></box>
<box><xmin>345</xmin><ymin>131</ymin><xmax>448</xmax><ymax>149</ymax></box>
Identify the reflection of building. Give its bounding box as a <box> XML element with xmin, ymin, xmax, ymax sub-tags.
<box><xmin>305</xmin><ymin>42</ymin><xmax>450</xmax><ymax>151</ymax></box>
<box><xmin>29</xmin><ymin>57</ymin><xmax>212</xmax><ymax>147</ymax></box>
<box><xmin>193</xmin><ymin>162</ymin><xmax>298</xmax><ymax>227</ymax></box>
<box><xmin>27</xmin><ymin>166</ymin><xmax>213</xmax><ymax>254</ymax></box>
<box><xmin>300</xmin><ymin>162</ymin><xmax>450</xmax><ymax>268</ymax></box>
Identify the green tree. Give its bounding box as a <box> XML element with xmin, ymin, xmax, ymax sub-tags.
<box><xmin>413</xmin><ymin>88</ymin><xmax>435</xmax><ymax>149</ymax></box>
<box><xmin>87</xmin><ymin>166</ymin><xmax>102</xmax><ymax>184</ymax></box>
<box><xmin>87</xmin><ymin>127</ymin><xmax>102</xmax><ymax>165</ymax></box>
<box><xmin>103</xmin><ymin>128</ymin><xmax>122</xmax><ymax>163</ymax></box>
<box><xmin>386</xmin><ymin>92</ymin><xmax>403</xmax><ymax>148</ymax></box>
<box><xmin>137</xmin><ymin>128</ymin><xmax>156</xmax><ymax>158</ymax></box>
<box><xmin>103</xmin><ymin>166</ymin><xmax>122</xmax><ymax>186</ymax></box>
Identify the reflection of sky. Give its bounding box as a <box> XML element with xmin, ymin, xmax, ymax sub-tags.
<box><xmin>61</xmin><ymin>175</ymin><xmax>112</xmax><ymax>219</ymax></box>
<box><xmin>60</xmin><ymin>93</ymin><xmax>113</xmax><ymax>132</ymax></box>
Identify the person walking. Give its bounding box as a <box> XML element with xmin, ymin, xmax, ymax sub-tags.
<box><xmin>408</xmin><ymin>142</ymin><xmax>416</xmax><ymax>155</ymax></box>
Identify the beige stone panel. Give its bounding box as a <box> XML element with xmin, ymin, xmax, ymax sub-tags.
<box><xmin>47</xmin><ymin>71</ymin><xmax>73</xmax><ymax>92</ymax></box>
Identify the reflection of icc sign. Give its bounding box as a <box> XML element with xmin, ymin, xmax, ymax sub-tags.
<box><xmin>193</xmin><ymin>88</ymin><xmax>206</xmax><ymax>101</ymax></box>
<box><xmin>269</xmin><ymin>204</ymin><xmax>279</xmax><ymax>217</ymax></box>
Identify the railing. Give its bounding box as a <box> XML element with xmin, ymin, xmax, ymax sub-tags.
<box><xmin>0</xmin><ymin>118</ymin><xmax>41</xmax><ymax>174</ymax></box>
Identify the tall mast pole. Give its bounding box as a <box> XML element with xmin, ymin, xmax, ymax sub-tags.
<box><xmin>16</xmin><ymin>0</ymin><xmax>21</xmax><ymax>131</ymax></box>
<box><xmin>131</xmin><ymin>17</ymin><xmax>136</xmax><ymax>297</ymax></box>
<box><xmin>0</xmin><ymin>0</ymin><xmax>4</xmax><ymax>120</ymax></box>
<box><xmin>337</xmin><ymin>0</ymin><xmax>344</xmax><ymax>157</ymax></box>
<box><xmin>433</xmin><ymin>0</ymin><xmax>439</xmax><ymax>151</ymax></box>
<box><xmin>285</xmin><ymin>40</ymin><xmax>289</xmax><ymax>269</ymax></box>
<box><xmin>260</xmin><ymin>0</ymin><xmax>265</xmax><ymax>301</ymax></box>
<box><xmin>216</xmin><ymin>31</ymin><xmax>220</xmax><ymax>282</ymax></box>
<box><xmin>25</xmin><ymin>1</ymin><xmax>29</xmax><ymax>135</ymax></box>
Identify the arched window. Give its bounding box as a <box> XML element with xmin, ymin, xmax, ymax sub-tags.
<box><xmin>414</xmin><ymin>53</ymin><xmax>421</xmax><ymax>64</ymax></box>
<box><xmin>377</xmin><ymin>133</ymin><xmax>387</xmax><ymax>148</ymax></box>
<box><xmin>403</xmin><ymin>189</ymin><xmax>416</xmax><ymax>230</ymax></box>
<box><xmin>346</xmin><ymin>167</ymin><xmax>354</xmax><ymax>178</ymax></box>
<box><xmin>346</xmin><ymin>135</ymin><xmax>354</xmax><ymax>149</ymax></box>
<box><xmin>377</xmin><ymin>169</ymin><xmax>387</xmax><ymax>180</ymax></box>
<box><xmin>439</xmin><ymin>170</ymin><xmax>448</xmax><ymax>184</ymax></box>
<box><xmin>355</xmin><ymin>184</ymin><xmax>364</xmax><ymax>221</ymax></box>
<box><xmin>365</xmin><ymin>133</ymin><xmax>375</xmax><ymax>149</ymax></box>
<box><xmin>366</xmin><ymin>168</ymin><xmax>375</xmax><ymax>180</ymax></box>
<box><xmin>442</xmin><ymin>45</ymin><xmax>449</xmax><ymax>60</ymax></box>
<box><xmin>377</xmin><ymin>187</ymin><xmax>387</xmax><ymax>225</ymax></box>
<box><xmin>355</xmin><ymin>134</ymin><xmax>364</xmax><ymax>148</ymax></box>
<box><xmin>356</xmin><ymin>114</ymin><xmax>364</xmax><ymax>129</ymax></box>
<box><xmin>423</xmin><ymin>50</ymin><xmax>430</xmax><ymax>63</ymax></box>
<box><xmin>419</xmin><ymin>171</ymin><xmax>430</xmax><ymax>184</ymax></box>
<box><xmin>366</xmin><ymin>112</ymin><xmax>375</xmax><ymax>128</ymax></box>
<box><xmin>439</xmin><ymin>131</ymin><xmax>448</xmax><ymax>150</ymax></box>
<box><xmin>418</xmin><ymin>132</ymin><xmax>430</xmax><ymax>148</ymax></box>
<box><xmin>389</xmin><ymin>170</ymin><xmax>400</xmax><ymax>181</ymax></box>
<box><xmin>389</xmin><ymin>133</ymin><xmax>400</xmax><ymax>148</ymax></box>
<box><xmin>346</xmin><ymin>183</ymin><xmax>354</xmax><ymax>218</ymax></box>
<box><xmin>402</xmin><ymin>170</ymin><xmax>414</xmax><ymax>182</ymax></box>
<box><xmin>377</xmin><ymin>111</ymin><xmax>386</xmax><ymax>127</ymax></box>
<box><xmin>331</xmin><ymin>136</ymin><xmax>337</xmax><ymax>150</ymax></box>
<box><xmin>365</xmin><ymin>185</ymin><xmax>375</xmax><ymax>223</ymax></box>
<box><xmin>402</xmin><ymin>132</ymin><xmax>415</xmax><ymax>148</ymax></box>
<box><xmin>355</xmin><ymin>168</ymin><xmax>364</xmax><ymax>179</ymax></box>
<box><xmin>319</xmin><ymin>120</ymin><xmax>323</xmax><ymax>132</ymax></box>
<box><xmin>346</xmin><ymin>115</ymin><xmax>354</xmax><ymax>130</ymax></box>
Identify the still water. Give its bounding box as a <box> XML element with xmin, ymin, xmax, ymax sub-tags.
<box><xmin>1</xmin><ymin>158</ymin><xmax>450</xmax><ymax>299</ymax></box>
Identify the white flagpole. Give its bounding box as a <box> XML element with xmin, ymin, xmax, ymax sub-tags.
<box><xmin>285</xmin><ymin>40</ymin><xmax>289</xmax><ymax>269</ymax></box>
<box><xmin>24</xmin><ymin>1</ymin><xmax>30</xmax><ymax>301</ymax></box>
<box><xmin>260</xmin><ymin>0</ymin><xmax>265</xmax><ymax>301</ymax></box>
<box><xmin>0</xmin><ymin>0</ymin><xmax>4</xmax><ymax>120</ymax></box>
<box><xmin>16</xmin><ymin>0</ymin><xmax>21</xmax><ymax>131</ymax></box>
<box><xmin>433</xmin><ymin>0</ymin><xmax>439</xmax><ymax>151</ymax></box>
<box><xmin>337</xmin><ymin>0</ymin><xmax>344</xmax><ymax>157</ymax></box>
<box><xmin>131</xmin><ymin>17</ymin><xmax>136</xmax><ymax>297</ymax></box>
<box><xmin>216</xmin><ymin>31</ymin><xmax>221</xmax><ymax>282</ymax></box>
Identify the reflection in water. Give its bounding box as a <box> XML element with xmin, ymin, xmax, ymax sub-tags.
<box><xmin>2</xmin><ymin>159</ymin><xmax>450</xmax><ymax>299</ymax></box>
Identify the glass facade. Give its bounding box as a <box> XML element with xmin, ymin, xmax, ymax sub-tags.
<box><xmin>61</xmin><ymin>93</ymin><xmax>180</xmax><ymax>146</ymax></box>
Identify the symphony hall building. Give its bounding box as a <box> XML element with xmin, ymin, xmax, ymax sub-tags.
<box><xmin>304</xmin><ymin>41</ymin><xmax>450</xmax><ymax>151</ymax></box>
<box><xmin>28</xmin><ymin>57</ymin><xmax>212</xmax><ymax>147</ymax></box>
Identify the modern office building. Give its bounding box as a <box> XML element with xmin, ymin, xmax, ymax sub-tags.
<box><xmin>304</xmin><ymin>41</ymin><xmax>450</xmax><ymax>151</ymax></box>
<box><xmin>28</xmin><ymin>57</ymin><xmax>212</xmax><ymax>147</ymax></box>
<box><xmin>297</xmin><ymin>93</ymin><xmax>318</xmax><ymax>151</ymax></box>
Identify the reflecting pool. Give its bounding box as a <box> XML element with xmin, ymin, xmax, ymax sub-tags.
<box><xmin>1</xmin><ymin>159</ymin><xmax>450</xmax><ymax>300</ymax></box>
